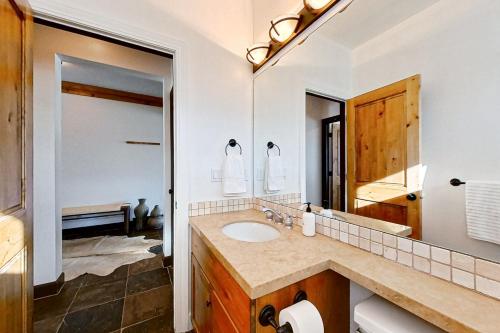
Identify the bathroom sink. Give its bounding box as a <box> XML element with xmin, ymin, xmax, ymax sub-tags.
<box><xmin>222</xmin><ymin>221</ymin><xmax>280</xmax><ymax>243</ymax></box>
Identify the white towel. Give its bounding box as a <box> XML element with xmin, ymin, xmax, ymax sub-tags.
<box><xmin>265</xmin><ymin>155</ymin><xmax>285</xmax><ymax>193</ymax></box>
<box><xmin>465</xmin><ymin>180</ymin><xmax>500</xmax><ymax>245</ymax></box>
<box><xmin>222</xmin><ymin>154</ymin><xmax>246</xmax><ymax>196</ymax></box>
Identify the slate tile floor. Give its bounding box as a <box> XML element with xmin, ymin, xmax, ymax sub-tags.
<box><xmin>34</xmin><ymin>254</ymin><xmax>173</xmax><ymax>333</ymax></box>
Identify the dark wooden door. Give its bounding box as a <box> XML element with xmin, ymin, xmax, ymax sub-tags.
<box><xmin>0</xmin><ymin>0</ymin><xmax>34</xmax><ymax>332</ymax></box>
<box><xmin>347</xmin><ymin>75</ymin><xmax>421</xmax><ymax>238</ymax></box>
<box><xmin>321</xmin><ymin>115</ymin><xmax>344</xmax><ymax>211</ymax></box>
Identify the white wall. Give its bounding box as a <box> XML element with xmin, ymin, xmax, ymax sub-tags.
<box><xmin>352</xmin><ymin>0</ymin><xmax>500</xmax><ymax>261</ymax></box>
<box><xmin>61</xmin><ymin>94</ymin><xmax>164</xmax><ymax>214</ymax></box>
<box><xmin>252</xmin><ymin>0</ymin><xmax>302</xmax><ymax>42</ymax></box>
<box><xmin>254</xmin><ymin>30</ymin><xmax>351</xmax><ymax>197</ymax></box>
<box><xmin>305</xmin><ymin>95</ymin><xmax>339</xmax><ymax>206</ymax></box>
<box><xmin>34</xmin><ymin>24</ymin><xmax>173</xmax><ymax>285</ymax></box>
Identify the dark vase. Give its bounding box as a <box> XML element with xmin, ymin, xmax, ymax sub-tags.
<box><xmin>147</xmin><ymin>205</ymin><xmax>164</xmax><ymax>229</ymax></box>
<box><xmin>134</xmin><ymin>198</ymin><xmax>149</xmax><ymax>231</ymax></box>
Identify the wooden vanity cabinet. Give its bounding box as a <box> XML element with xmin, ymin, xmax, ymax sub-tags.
<box><xmin>254</xmin><ymin>270</ymin><xmax>349</xmax><ymax>333</ymax></box>
<box><xmin>192</xmin><ymin>230</ymin><xmax>350</xmax><ymax>333</ymax></box>
<box><xmin>192</xmin><ymin>230</ymin><xmax>251</xmax><ymax>333</ymax></box>
<box><xmin>192</xmin><ymin>255</ymin><xmax>240</xmax><ymax>333</ymax></box>
<box><xmin>211</xmin><ymin>290</ymin><xmax>239</xmax><ymax>333</ymax></box>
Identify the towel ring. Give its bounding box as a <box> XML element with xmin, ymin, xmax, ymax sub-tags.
<box><xmin>225</xmin><ymin>139</ymin><xmax>242</xmax><ymax>155</ymax></box>
<box><xmin>267</xmin><ymin>141</ymin><xmax>281</xmax><ymax>157</ymax></box>
<box><xmin>450</xmin><ymin>178</ymin><xmax>466</xmax><ymax>186</ymax></box>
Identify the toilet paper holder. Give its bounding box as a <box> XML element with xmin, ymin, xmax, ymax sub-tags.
<box><xmin>258</xmin><ymin>291</ymin><xmax>308</xmax><ymax>333</ymax></box>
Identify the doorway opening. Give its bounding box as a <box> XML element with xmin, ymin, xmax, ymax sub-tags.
<box><xmin>33</xmin><ymin>19</ymin><xmax>175</xmax><ymax>332</ymax></box>
<box><xmin>305</xmin><ymin>92</ymin><xmax>346</xmax><ymax>211</ymax></box>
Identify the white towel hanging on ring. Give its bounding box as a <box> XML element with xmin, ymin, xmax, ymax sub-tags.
<box><xmin>265</xmin><ymin>155</ymin><xmax>285</xmax><ymax>193</ymax></box>
<box><xmin>466</xmin><ymin>180</ymin><xmax>500</xmax><ymax>245</ymax></box>
<box><xmin>223</xmin><ymin>153</ymin><xmax>247</xmax><ymax>196</ymax></box>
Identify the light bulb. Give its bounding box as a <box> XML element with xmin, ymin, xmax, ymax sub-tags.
<box><xmin>246</xmin><ymin>43</ymin><xmax>270</xmax><ymax>65</ymax></box>
<box><xmin>304</xmin><ymin>0</ymin><xmax>331</xmax><ymax>11</ymax></box>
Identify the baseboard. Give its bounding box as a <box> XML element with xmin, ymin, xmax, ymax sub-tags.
<box><xmin>163</xmin><ymin>255</ymin><xmax>173</xmax><ymax>267</ymax></box>
<box><xmin>34</xmin><ymin>272</ymin><xmax>65</xmax><ymax>299</ymax></box>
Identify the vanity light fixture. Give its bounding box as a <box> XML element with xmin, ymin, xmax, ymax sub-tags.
<box><xmin>303</xmin><ymin>0</ymin><xmax>333</xmax><ymax>12</ymax></box>
<box><xmin>269</xmin><ymin>14</ymin><xmax>301</xmax><ymax>43</ymax></box>
<box><xmin>249</xmin><ymin>0</ymin><xmax>343</xmax><ymax>71</ymax></box>
<box><xmin>246</xmin><ymin>43</ymin><xmax>270</xmax><ymax>65</ymax></box>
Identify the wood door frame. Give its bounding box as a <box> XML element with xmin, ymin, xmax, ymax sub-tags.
<box><xmin>347</xmin><ymin>75</ymin><xmax>421</xmax><ymax>238</ymax></box>
<box><xmin>307</xmin><ymin>92</ymin><xmax>346</xmax><ymax>212</ymax></box>
<box><xmin>29</xmin><ymin>7</ymin><xmax>190</xmax><ymax>330</ymax></box>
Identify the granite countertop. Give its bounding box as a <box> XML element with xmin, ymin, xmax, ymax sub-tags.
<box><xmin>190</xmin><ymin>209</ymin><xmax>500</xmax><ymax>333</ymax></box>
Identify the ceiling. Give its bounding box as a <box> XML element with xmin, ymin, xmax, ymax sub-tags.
<box><xmin>317</xmin><ymin>0</ymin><xmax>441</xmax><ymax>49</ymax></box>
<box><xmin>61</xmin><ymin>57</ymin><xmax>165</xmax><ymax>97</ymax></box>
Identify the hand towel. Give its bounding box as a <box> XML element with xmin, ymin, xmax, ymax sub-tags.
<box><xmin>222</xmin><ymin>154</ymin><xmax>246</xmax><ymax>196</ymax></box>
<box><xmin>466</xmin><ymin>180</ymin><xmax>500</xmax><ymax>245</ymax></box>
<box><xmin>265</xmin><ymin>155</ymin><xmax>285</xmax><ymax>193</ymax></box>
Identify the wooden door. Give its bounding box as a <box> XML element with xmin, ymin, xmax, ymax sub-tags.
<box><xmin>0</xmin><ymin>0</ymin><xmax>33</xmax><ymax>332</ymax></box>
<box><xmin>347</xmin><ymin>75</ymin><xmax>421</xmax><ymax>239</ymax></box>
<box><xmin>211</xmin><ymin>290</ymin><xmax>238</xmax><ymax>333</ymax></box>
<box><xmin>192</xmin><ymin>256</ymin><xmax>212</xmax><ymax>333</ymax></box>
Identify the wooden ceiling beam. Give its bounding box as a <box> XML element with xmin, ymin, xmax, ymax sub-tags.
<box><xmin>61</xmin><ymin>81</ymin><xmax>163</xmax><ymax>107</ymax></box>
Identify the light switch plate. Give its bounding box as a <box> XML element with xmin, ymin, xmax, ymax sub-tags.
<box><xmin>255</xmin><ymin>168</ymin><xmax>264</xmax><ymax>181</ymax></box>
<box><xmin>211</xmin><ymin>169</ymin><xmax>222</xmax><ymax>182</ymax></box>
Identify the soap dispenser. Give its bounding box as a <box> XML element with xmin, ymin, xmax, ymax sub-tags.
<box><xmin>302</xmin><ymin>202</ymin><xmax>315</xmax><ymax>237</ymax></box>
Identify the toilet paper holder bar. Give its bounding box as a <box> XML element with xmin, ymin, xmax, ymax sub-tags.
<box><xmin>258</xmin><ymin>291</ymin><xmax>308</xmax><ymax>333</ymax></box>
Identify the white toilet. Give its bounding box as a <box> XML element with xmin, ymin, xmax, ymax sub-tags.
<box><xmin>354</xmin><ymin>295</ymin><xmax>445</xmax><ymax>333</ymax></box>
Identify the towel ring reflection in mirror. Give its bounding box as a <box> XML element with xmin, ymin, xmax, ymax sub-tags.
<box><xmin>267</xmin><ymin>141</ymin><xmax>281</xmax><ymax>156</ymax></box>
<box><xmin>225</xmin><ymin>139</ymin><xmax>242</xmax><ymax>155</ymax></box>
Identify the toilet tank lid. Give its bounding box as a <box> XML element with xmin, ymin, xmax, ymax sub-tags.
<box><xmin>354</xmin><ymin>295</ymin><xmax>445</xmax><ymax>333</ymax></box>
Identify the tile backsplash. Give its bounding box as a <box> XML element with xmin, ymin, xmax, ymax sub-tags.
<box><xmin>188</xmin><ymin>197</ymin><xmax>254</xmax><ymax>216</ymax></box>
<box><xmin>188</xmin><ymin>193</ymin><xmax>301</xmax><ymax>217</ymax></box>
<box><xmin>189</xmin><ymin>194</ymin><xmax>500</xmax><ymax>301</ymax></box>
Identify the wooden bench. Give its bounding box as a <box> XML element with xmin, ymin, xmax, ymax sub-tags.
<box><xmin>62</xmin><ymin>203</ymin><xmax>131</xmax><ymax>234</ymax></box>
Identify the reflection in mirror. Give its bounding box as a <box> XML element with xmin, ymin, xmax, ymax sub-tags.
<box><xmin>253</xmin><ymin>0</ymin><xmax>500</xmax><ymax>263</ymax></box>
<box><xmin>305</xmin><ymin>93</ymin><xmax>345</xmax><ymax>211</ymax></box>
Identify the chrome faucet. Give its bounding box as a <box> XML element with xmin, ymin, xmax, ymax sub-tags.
<box><xmin>263</xmin><ymin>208</ymin><xmax>284</xmax><ymax>224</ymax></box>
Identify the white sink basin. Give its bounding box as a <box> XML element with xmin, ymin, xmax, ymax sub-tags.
<box><xmin>222</xmin><ymin>221</ymin><xmax>280</xmax><ymax>243</ymax></box>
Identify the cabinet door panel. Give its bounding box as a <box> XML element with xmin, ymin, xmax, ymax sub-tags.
<box><xmin>192</xmin><ymin>256</ymin><xmax>211</xmax><ymax>333</ymax></box>
<box><xmin>192</xmin><ymin>231</ymin><xmax>251</xmax><ymax>332</ymax></box>
<box><xmin>211</xmin><ymin>290</ymin><xmax>239</xmax><ymax>333</ymax></box>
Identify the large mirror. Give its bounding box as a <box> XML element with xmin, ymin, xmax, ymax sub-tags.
<box><xmin>253</xmin><ymin>0</ymin><xmax>500</xmax><ymax>263</ymax></box>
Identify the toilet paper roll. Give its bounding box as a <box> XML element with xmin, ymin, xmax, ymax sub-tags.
<box><xmin>279</xmin><ymin>300</ymin><xmax>324</xmax><ymax>333</ymax></box>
